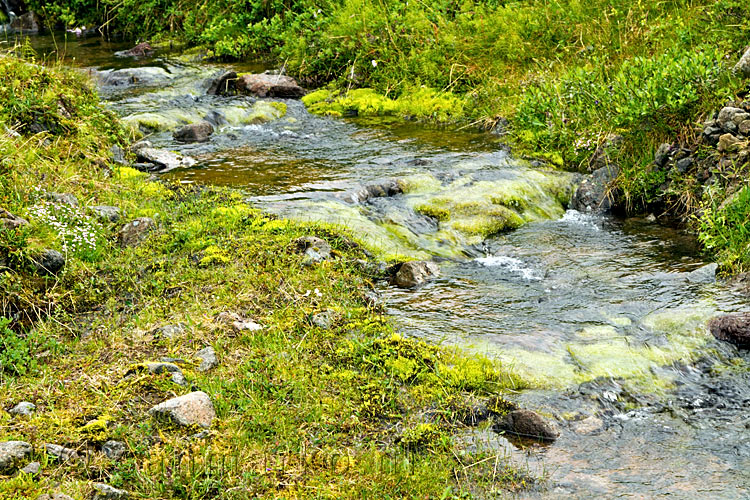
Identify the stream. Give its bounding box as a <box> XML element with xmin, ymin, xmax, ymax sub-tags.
<box><xmin>22</xmin><ymin>33</ymin><xmax>750</xmax><ymax>499</ymax></box>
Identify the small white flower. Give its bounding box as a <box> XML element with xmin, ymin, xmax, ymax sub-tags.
<box><xmin>371</xmin><ymin>60</ymin><xmax>377</xmax><ymax>68</ymax></box>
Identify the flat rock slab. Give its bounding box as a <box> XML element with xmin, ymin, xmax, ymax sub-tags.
<box><xmin>236</xmin><ymin>74</ymin><xmax>305</xmax><ymax>98</ymax></box>
<box><xmin>136</xmin><ymin>147</ymin><xmax>196</xmax><ymax>171</ymax></box>
<box><xmin>149</xmin><ymin>391</ymin><xmax>216</xmax><ymax>428</ymax></box>
<box><xmin>0</xmin><ymin>441</ymin><xmax>33</xmax><ymax>473</ymax></box>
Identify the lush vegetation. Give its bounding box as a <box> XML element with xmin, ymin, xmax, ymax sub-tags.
<box><xmin>0</xmin><ymin>53</ymin><xmax>535</xmax><ymax>497</ymax></box>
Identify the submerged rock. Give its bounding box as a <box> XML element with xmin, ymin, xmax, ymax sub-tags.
<box><xmin>98</xmin><ymin>67</ymin><xmax>172</xmax><ymax>88</ymax></box>
<box><xmin>236</xmin><ymin>73</ymin><xmax>305</xmax><ymax>98</ymax></box>
<box><xmin>393</xmin><ymin>261</ymin><xmax>440</xmax><ymax>288</ymax></box>
<box><xmin>493</xmin><ymin>409</ymin><xmax>559</xmax><ymax>442</ymax></box>
<box><xmin>118</xmin><ymin>217</ymin><xmax>155</xmax><ymax>247</ymax></box>
<box><xmin>149</xmin><ymin>391</ymin><xmax>216</xmax><ymax>428</ymax></box>
<box><xmin>709</xmin><ymin>313</ymin><xmax>750</xmax><ymax>349</ymax></box>
<box><xmin>173</xmin><ymin>121</ymin><xmax>214</xmax><ymax>143</ymax></box>
<box><xmin>571</xmin><ymin>165</ymin><xmax>618</xmax><ymax>213</ymax></box>
<box><xmin>0</xmin><ymin>441</ymin><xmax>33</xmax><ymax>473</ymax></box>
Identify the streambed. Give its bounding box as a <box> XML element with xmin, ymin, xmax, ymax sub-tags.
<box><xmin>26</xmin><ymin>34</ymin><xmax>750</xmax><ymax>499</ymax></box>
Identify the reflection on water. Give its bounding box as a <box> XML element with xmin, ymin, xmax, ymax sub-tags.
<box><xmin>21</xmin><ymin>32</ymin><xmax>750</xmax><ymax>498</ymax></box>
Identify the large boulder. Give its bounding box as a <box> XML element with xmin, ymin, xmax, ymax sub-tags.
<box><xmin>735</xmin><ymin>46</ymin><xmax>750</xmax><ymax>78</ymax></box>
<box><xmin>571</xmin><ymin>164</ymin><xmax>618</xmax><ymax>213</ymax></box>
<box><xmin>0</xmin><ymin>441</ymin><xmax>33</xmax><ymax>473</ymax></box>
<box><xmin>173</xmin><ymin>121</ymin><xmax>214</xmax><ymax>143</ymax></box>
<box><xmin>708</xmin><ymin>313</ymin><xmax>750</xmax><ymax>349</ymax></box>
<box><xmin>493</xmin><ymin>409</ymin><xmax>559</xmax><ymax>442</ymax></box>
<box><xmin>236</xmin><ymin>74</ymin><xmax>305</xmax><ymax>98</ymax></box>
<box><xmin>149</xmin><ymin>391</ymin><xmax>216</xmax><ymax>428</ymax></box>
<box><xmin>135</xmin><ymin>147</ymin><xmax>196</xmax><ymax>171</ymax></box>
<box><xmin>393</xmin><ymin>261</ymin><xmax>440</xmax><ymax>288</ymax></box>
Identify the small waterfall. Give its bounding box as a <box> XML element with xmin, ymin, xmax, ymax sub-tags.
<box><xmin>0</xmin><ymin>0</ymin><xmax>15</xmax><ymax>32</ymax></box>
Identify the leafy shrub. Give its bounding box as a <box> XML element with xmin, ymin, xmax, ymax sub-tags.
<box><xmin>0</xmin><ymin>317</ymin><xmax>54</xmax><ymax>376</ymax></box>
<box><xmin>698</xmin><ymin>186</ymin><xmax>750</xmax><ymax>271</ymax></box>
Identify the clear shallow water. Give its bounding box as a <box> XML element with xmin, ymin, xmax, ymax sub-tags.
<box><xmin>29</xmin><ymin>34</ymin><xmax>750</xmax><ymax>498</ymax></box>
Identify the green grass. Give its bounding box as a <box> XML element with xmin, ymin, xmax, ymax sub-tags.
<box><xmin>0</xmin><ymin>54</ymin><xmax>532</xmax><ymax>497</ymax></box>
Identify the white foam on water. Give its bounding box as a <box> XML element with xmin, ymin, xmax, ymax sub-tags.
<box><xmin>558</xmin><ymin>209</ymin><xmax>600</xmax><ymax>230</ymax></box>
<box><xmin>475</xmin><ymin>255</ymin><xmax>542</xmax><ymax>281</ymax></box>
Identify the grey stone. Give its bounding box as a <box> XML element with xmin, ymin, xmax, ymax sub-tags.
<box><xmin>732</xmin><ymin>112</ymin><xmax>750</xmax><ymax>126</ymax></box>
<box><xmin>10</xmin><ymin>12</ymin><xmax>40</xmax><ymax>33</ymax></box>
<box><xmin>131</xmin><ymin>140</ymin><xmax>152</xmax><ymax>152</ymax></box>
<box><xmin>571</xmin><ymin>164</ymin><xmax>619</xmax><ymax>213</ymax></box>
<box><xmin>92</xmin><ymin>483</ymin><xmax>129</xmax><ymax>500</ymax></box>
<box><xmin>343</xmin><ymin>180</ymin><xmax>403</xmax><ymax>204</ymax></box>
<box><xmin>215</xmin><ymin>312</ymin><xmax>262</xmax><ymax>332</ymax></box>
<box><xmin>0</xmin><ymin>441</ymin><xmax>33</xmax><ymax>473</ymax></box>
<box><xmin>91</xmin><ymin>206</ymin><xmax>121</xmax><ymax>223</ymax></box>
<box><xmin>0</xmin><ymin>209</ymin><xmax>28</xmax><ymax>230</ymax></box>
<box><xmin>493</xmin><ymin>409</ymin><xmax>559</xmax><ymax>442</ymax></box>
<box><xmin>36</xmin><ymin>494</ymin><xmax>75</xmax><ymax>500</ymax></box>
<box><xmin>236</xmin><ymin>73</ymin><xmax>305</xmax><ymax>98</ymax></box>
<box><xmin>739</xmin><ymin>120</ymin><xmax>750</xmax><ymax>137</ymax></box>
<box><xmin>32</xmin><ymin>249</ymin><xmax>65</xmax><ymax>275</ymax></box>
<box><xmin>393</xmin><ymin>261</ymin><xmax>440</xmax><ymax>288</ymax></box>
<box><xmin>311</xmin><ymin>311</ymin><xmax>334</xmax><ymax>329</ymax></box>
<box><xmin>110</xmin><ymin>144</ymin><xmax>128</xmax><ymax>165</ymax></box>
<box><xmin>46</xmin><ymin>192</ymin><xmax>78</xmax><ymax>207</ymax></box>
<box><xmin>718</xmin><ymin>107</ymin><xmax>745</xmax><ymax>131</ymax></box>
<box><xmin>9</xmin><ymin>401</ymin><xmax>36</xmax><ymax>416</ymax></box>
<box><xmin>685</xmin><ymin>263</ymin><xmax>718</xmax><ymax>284</ymax></box>
<box><xmin>20</xmin><ymin>461</ymin><xmax>40</xmax><ymax>474</ymax></box>
<box><xmin>44</xmin><ymin>443</ymin><xmax>78</xmax><ymax>462</ymax></box>
<box><xmin>571</xmin><ymin>416</ymin><xmax>603</xmax><ymax>435</ymax></box>
<box><xmin>675</xmin><ymin>157</ymin><xmax>694</xmax><ymax>173</ymax></box>
<box><xmin>173</xmin><ymin>121</ymin><xmax>214</xmax><ymax>143</ymax></box>
<box><xmin>101</xmin><ymin>441</ymin><xmax>126</xmax><ymax>460</ymax></box>
<box><xmin>296</xmin><ymin>236</ymin><xmax>331</xmax><ymax>265</ymax></box>
<box><xmin>196</xmin><ymin>346</ymin><xmax>218</xmax><ymax>372</ymax></box>
<box><xmin>734</xmin><ymin>46</ymin><xmax>750</xmax><ymax>77</ymax></box>
<box><xmin>136</xmin><ymin>147</ymin><xmax>196</xmax><ymax>171</ymax></box>
<box><xmin>206</xmin><ymin>70</ymin><xmax>238</xmax><ymax>95</ymax></box>
<box><xmin>149</xmin><ymin>391</ymin><xmax>216</xmax><ymax>428</ymax></box>
<box><xmin>155</xmin><ymin>323</ymin><xmax>186</xmax><ymax>339</ymax></box>
<box><xmin>118</xmin><ymin>217</ymin><xmax>155</xmax><ymax>247</ymax></box>
<box><xmin>653</xmin><ymin>143</ymin><xmax>672</xmax><ymax>167</ymax></box>
<box><xmin>98</xmin><ymin>67</ymin><xmax>172</xmax><ymax>88</ymax></box>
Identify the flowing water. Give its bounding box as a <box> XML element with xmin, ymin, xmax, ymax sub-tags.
<box><xmin>24</xmin><ymin>34</ymin><xmax>750</xmax><ymax>499</ymax></box>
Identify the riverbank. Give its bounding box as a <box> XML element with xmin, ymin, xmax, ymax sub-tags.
<box><xmin>0</xmin><ymin>53</ymin><xmax>548</xmax><ymax>498</ymax></box>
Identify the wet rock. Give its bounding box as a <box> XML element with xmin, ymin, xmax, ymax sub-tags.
<box><xmin>685</xmin><ymin>263</ymin><xmax>717</xmax><ymax>283</ymax></box>
<box><xmin>131</xmin><ymin>140</ymin><xmax>152</xmax><ymax>153</ymax></box>
<box><xmin>20</xmin><ymin>461</ymin><xmax>40</xmax><ymax>474</ymax></box>
<box><xmin>136</xmin><ymin>147</ymin><xmax>196</xmax><ymax>171</ymax></box>
<box><xmin>717</xmin><ymin>134</ymin><xmax>744</xmax><ymax>153</ymax></box>
<box><xmin>654</xmin><ymin>143</ymin><xmax>673</xmax><ymax>167</ymax></box>
<box><xmin>32</xmin><ymin>249</ymin><xmax>65</xmax><ymax>276</ymax></box>
<box><xmin>215</xmin><ymin>311</ymin><xmax>262</xmax><ymax>332</ymax></box>
<box><xmin>736</xmin><ymin>46</ymin><xmax>750</xmax><ymax>77</ymax></box>
<box><xmin>149</xmin><ymin>391</ymin><xmax>216</xmax><ymax>428</ymax></box>
<box><xmin>206</xmin><ymin>70</ymin><xmax>238</xmax><ymax>95</ymax></box>
<box><xmin>393</xmin><ymin>261</ymin><xmax>440</xmax><ymax>288</ymax></box>
<box><xmin>342</xmin><ymin>180</ymin><xmax>403</xmax><ymax>203</ymax></box>
<box><xmin>118</xmin><ymin>217</ymin><xmax>155</xmax><ymax>247</ymax></box>
<box><xmin>11</xmin><ymin>12</ymin><xmax>40</xmax><ymax>32</ymax></box>
<box><xmin>46</xmin><ymin>192</ymin><xmax>79</xmax><ymax>207</ymax></box>
<box><xmin>0</xmin><ymin>209</ymin><xmax>28</xmax><ymax>230</ymax></box>
<box><xmin>115</xmin><ymin>42</ymin><xmax>153</xmax><ymax>58</ymax></box>
<box><xmin>101</xmin><ymin>441</ymin><xmax>126</xmax><ymax>460</ymax></box>
<box><xmin>0</xmin><ymin>441</ymin><xmax>33</xmax><ymax>473</ymax></box>
<box><xmin>173</xmin><ymin>121</ymin><xmax>214</xmax><ymax>143</ymax></box>
<box><xmin>44</xmin><ymin>443</ymin><xmax>78</xmax><ymax>462</ymax></box>
<box><xmin>9</xmin><ymin>401</ymin><xmax>36</xmax><ymax>416</ymax></box>
<box><xmin>571</xmin><ymin>416</ymin><xmax>603</xmax><ymax>435</ymax></box>
<box><xmin>571</xmin><ymin>164</ymin><xmax>618</xmax><ymax>213</ymax></box>
<box><xmin>236</xmin><ymin>73</ymin><xmax>305</xmax><ymax>98</ymax></box>
<box><xmin>493</xmin><ymin>409</ymin><xmax>559</xmax><ymax>442</ymax></box>
<box><xmin>203</xmin><ymin>110</ymin><xmax>228</xmax><ymax>128</ymax></box>
<box><xmin>91</xmin><ymin>206</ymin><xmax>121</xmax><ymax>223</ymax></box>
<box><xmin>708</xmin><ymin>313</ymin><xmax>750</xmax><ymax>349</ymax></box>
<box><xmin>92</xmin><ymin>483</ymin><xmax>129</xmax><ymax>500</ymax></box>
<box><xmin>98</xmin><ymin>67</ymin><xmax>172</xmax><ymax>88</ymax></box>
<box><xmin>196</xmin><ymin>346</ymin><xmax>218</xmax><ymax>372</ymax></box>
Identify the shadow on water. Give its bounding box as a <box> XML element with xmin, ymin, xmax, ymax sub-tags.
<box><xmin>16</xmin><ymin>32</ymin><xmax>750</xmax><ymax>499</ymax></box>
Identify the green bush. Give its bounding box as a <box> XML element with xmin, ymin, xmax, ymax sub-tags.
<box><xmin>0</xmin><ymin>317</ymin><xmax>54</xmax><ymax>376</ymax></box>
<box><xmin>698</xmin><ymin>186</ymin><xmax>750</xmax><ymax>272</ymax></box>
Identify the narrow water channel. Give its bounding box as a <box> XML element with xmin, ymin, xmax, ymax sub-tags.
<box><xmin>24</xmin><ymin>34</ymin><xmax>750</xmax><ymax>499</ymax></box>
